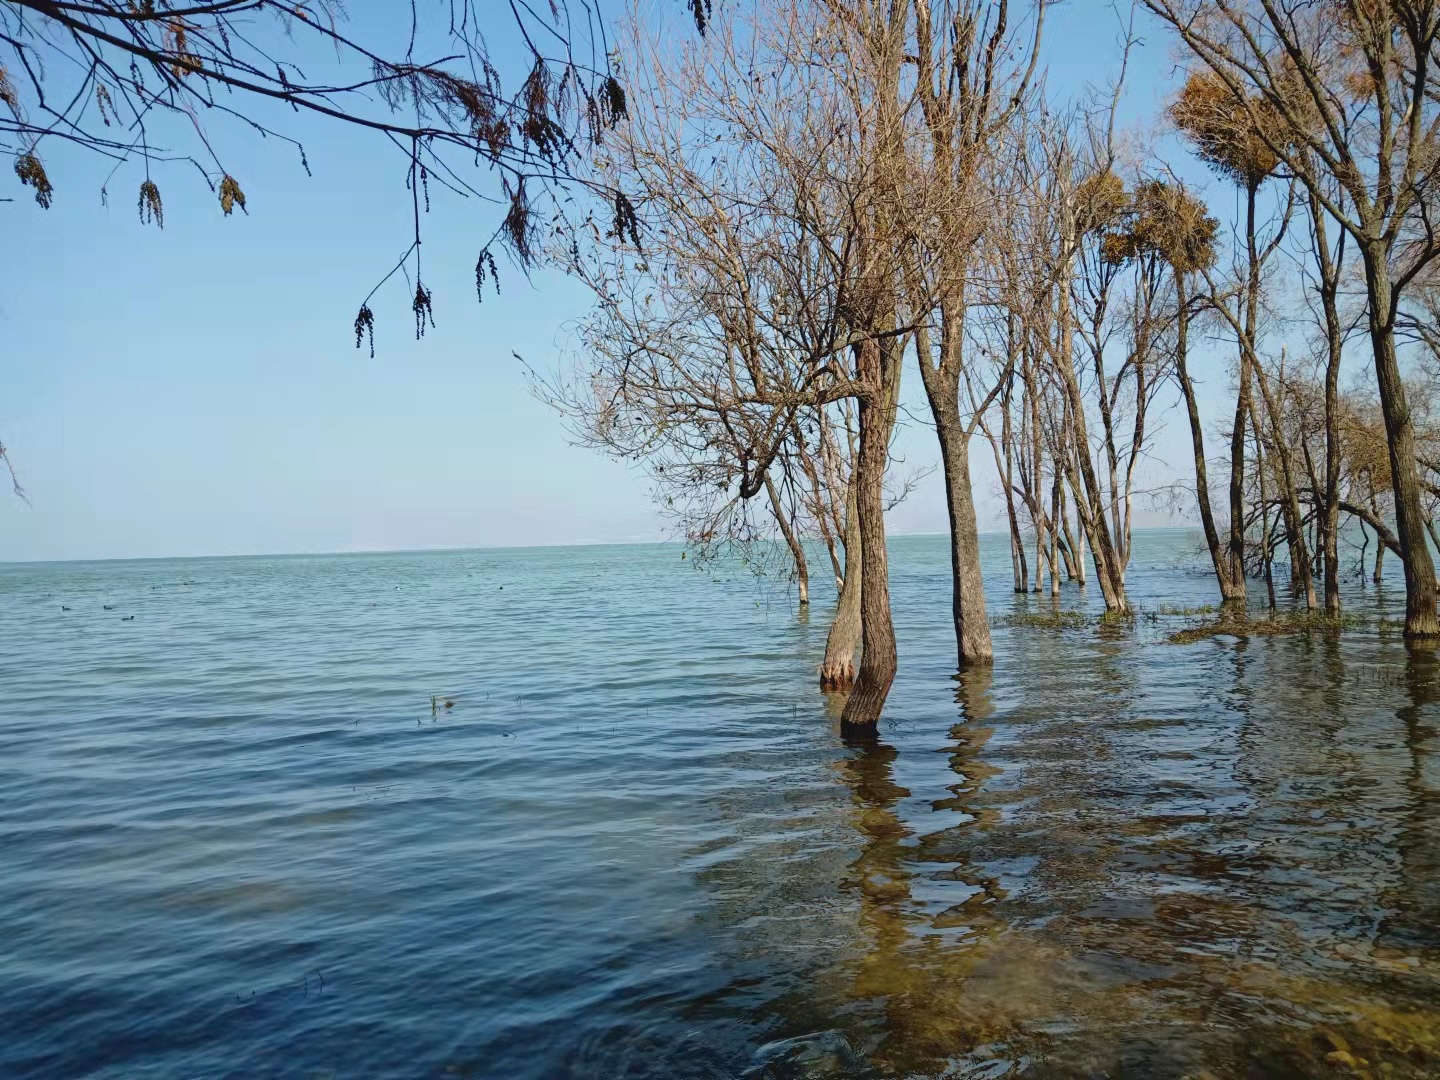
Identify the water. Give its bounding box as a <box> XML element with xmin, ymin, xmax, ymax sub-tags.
<box><xmin>1</xmin><ymin>531</ymin><xmax>1437</xmax><ymax>1078</ymax></box>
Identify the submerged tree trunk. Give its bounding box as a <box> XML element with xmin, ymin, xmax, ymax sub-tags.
<box><xmin>1057</xmin><ymin>481</ymin><xmax>1083</xmax><ymax>585</ymax></box>
<box><xmin>842</xmin><ymin>337</ymin><xmax>901</xmax><ymax>731</ymax></box>
<box><xmin>764</xmin><ymin>473</ymin><xmax>809</xmax><ymax>607</ymax></box>
<box><xmin>1173</xmin><ymin>272</ymin><xmax>1238</xmax><ymax>603</ymax></box>
<box><xmin>932</xmin><ymin>405</ymin><xmax>994</xmax><ymax>664</ymax></box>
<box><xmin>1055</xmin><ymin>330</ymin><xmax>1128</xmax><ymax>610</ymax></box>
<box><xmin>821</xmin><ymin>479</ymin><xmax>862</xmax><ymax>691</ymax></box>
<box><xmin>917</xmin><ymin>317</ymin><xmax>994</xmax><ymax>666</ymax></box>
<box><xmin>1250</xmin><ymin>401</ymin><xmax>1277</xmax><ymax>610</ymax></box>
<box><xmin>1252</xmin><ymin>356</ymin><xmax>1317</xmax><ymax>609</ymax></box>
<box><xmin>1363</xmin><ymin>249</ymin><xmax>1440</xmax><ymax>638</ymax></box>
<box><xmin>1310</xmin><ymin>191</ymin><xmax>1345</xmax><ymax>617</ymax></box>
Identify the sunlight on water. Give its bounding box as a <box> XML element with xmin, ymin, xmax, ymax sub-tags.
<box><xmin>1</xmin><ymin>532</ymin><xmax>1437</xmax><ymax>1078</ymax></box>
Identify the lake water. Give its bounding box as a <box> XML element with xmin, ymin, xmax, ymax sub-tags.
<box><xmin>2</xmin><ymin>531</ymin><xmax>1438</xmax><ymax>1078</ymax></box>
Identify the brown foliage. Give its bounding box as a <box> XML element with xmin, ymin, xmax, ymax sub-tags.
<box><xmin>1170</xmin><ymin>72</ymin><xmax>1282</xmax><ymax>188</ymax></box>
<box><xmin>1102</xmin><ymin>179</ymin><xmax>1218</xmax><ymax>274</ymax></box>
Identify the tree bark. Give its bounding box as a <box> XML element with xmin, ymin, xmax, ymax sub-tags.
<box><xmin>1363</xmin><ymin>248</ymin><xmax>1440</xmax><ymax>637</ymax></box>
<box><xmin>1250</xmin><ymin>399</ymin><xmax>1277</xmax><ymax>610</ymax></box>
<box><xmin>931</xmin><ymin>402</ymin><xmax>995</xmax><ymax>663</ymax></box>
<box><xmin>1224</xmin><ymin>184</ymin><xmax>1261</xmax><ymax>609</ymax></box>
<box><xmin>916</xmin><ymin>315</ymin><xmax>994</xmax><ymax>666</ymax></box>
<box><xmin>1309</xmin><ymin>190</ymin><xmax>1344</xmax><ymax>617</ymax></box>
<box><xmin>842</xmin><ymin>337</ymin><xmax>901</xmax><ymax>731</ymax></box>
<box><xmin>1252</xmin><ymin>357</ymin><xmax>1317</xmax><ymax>609</ymax></box>
<box><xmin>1173</xmin><ymin>271</ymin><xmax>1238</xmax><ymax>602</ymax></box>
<box><xmin>764</xmin><ymin>472</ymin><xmax>809</xmax><ymax>606</ymax></box>
<box><xmin>821</xmin><ymin>477</ymin><xmax>863</xmax><ymax>691</ymax></box>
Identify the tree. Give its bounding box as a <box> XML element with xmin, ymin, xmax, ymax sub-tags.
<box><xmin>899</xmin><ymin>0</ymin><xmax>1046</xmax><ymax>665</ymax></box>
<box><xmin>545</xmin><ymin>0</ymin><xmax>912</xmax><ymax>722</ymax></box>
<box><xmin>1142</xmin><ymin>0</ymin><xmax>1440</xmax><ymax>636</ymax></box>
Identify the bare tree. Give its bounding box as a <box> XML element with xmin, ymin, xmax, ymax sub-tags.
<box><xmin>897</xmin><ymin>0</ymin><xmax>1046</xmax><ymax>664</ymax></box>
<box><xmin>1142</xmin><ymin>0</ymin><xmax>1440</xmax><ymax>636</ymax></box>
<box><xmin>545</xmin><ymin>0</ymin><xmax>913</xmax><ymax>725</ymax></box>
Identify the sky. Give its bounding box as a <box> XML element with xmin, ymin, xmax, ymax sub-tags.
<box><xmin>0</xmin><ymin>2</ymin><xmax>1241</xmax><ymax>563</ymax></box>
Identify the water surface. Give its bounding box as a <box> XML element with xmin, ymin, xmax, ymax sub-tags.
<box><xmin>2</xmin><ymin>532</ymin><xmax>1437</xmax><ymax>1078</ymax></box>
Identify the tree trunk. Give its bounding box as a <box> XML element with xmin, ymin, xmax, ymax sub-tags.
<box><xmin>1364</xmin><ymin>248</ymin><xmax>1440</xmax><ymax>637</ymax></box>
<box><xmin>1310</xmin><ymin>191</ymin><xmax>1344</xmax><ymax>617</ymax></box>
<box><xmin>1252</xmin><ymin>357</ymin><xmax>1317</xmax><ymax>609</ymax></box>
<box><xmin>764</xmin><ymin>473</ymin><xmax>809</xmax><ymax>607</ymax></box>
<box><xmin>1173</xmin><ymin>271</ymin><xmax>1238</xmax><ymax>602</ymax></box>
<box><xmin>1057</xmin><ymin>350</ymin><xmax>1128</xmax><ymax>609</ymax></box>
<box><xmin>1057</xmin><ymin>481</ymin><xmax>1083</xmax><ymax>585</ymax></box>
<box><xmin>1225</xmin><ymin>183</ymin><xmax>1262</xmax><ymax>609</ymax></box>
<box><xmin>931</xmin><ymin>404</ymin><xmax>995</xmax><ymax>664</ymax></box>
<box><xmin>1048</xmin><ymin>478</ymin><xmax>1061</xmax><ymax>596</ymax></box>
<box><xmin>1250</xmin><ymin>400</ymin><xmax>1277</xmax><ymax>610</ymax></box>
<box><xmin>842</xmin><ymin>337</ymin><xmax>901</xmax><ymax>731</ymax></box>
<box><xmin>821</xmin><ymin>478</ymin><xmax>862</xmax><ymax>691</ymax></box>
<box><xmin>917</xmin><ymin>317</ymin><xmax>994</xmax><ymax>667</ymax></box>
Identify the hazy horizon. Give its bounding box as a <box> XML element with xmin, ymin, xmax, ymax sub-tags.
<box><xmin>0</xmin><ymin>523</ymin><xmax>1211</xmax><ymax>567</ymax></box>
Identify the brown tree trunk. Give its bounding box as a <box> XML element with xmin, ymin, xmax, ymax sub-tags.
<box><xmin>1363</xmin><ymin>248</ymin><xmax>1440</xmax><ymax>638</ymax></box>
<box><xmin>917</xmin><ymin>316</ymin><xmax>994</xmax><ymax>667</ymax></box>
<box><xmin>1252</xmin><ymin>357</ymin><xmax>1317</xmax><ymax>609</ymax></box>
<box><xmin>1309</xmin><ymin>191</ymin><xmax>1344</xmax><ymax>617</ymax></box>
<box><xmin>932</xmin><ymin>404</ymin><xmax>995</xmax><ymax>663</ymax></box>
<box><xmin>764</xmin><ymin>472</ymin><xmax>809</xmax><ymax>607</ymax></box>
<box><xmin>842</xmin><ymin>337</ymin><xmax>901</xmax><ymax>731</ymax></box>
<box><xmin>1250</xmin><ymin>400</ymin><xmax>1277</xmax><ymax>610</ymax></box>
<box><xmin>1173</xmin><ymin>271</ymin><xmax>1237</xmax><ymax>602</ymax></box>
<box><xmin>1055</xmin><ymin>321</ymin><xmax>1128</xmax><ymax>610</ymax></box>
<box><xmin>821</xmin><ymin>478</ymin><xmax>862</xmax><ymax>691</ymax></box>
<box><xmin>1057</xmin><ymin>481</ymin><xmax>1083</xmax><ymax>584</ymax></box>
<box><xmin>1224</xmin><ymin>184</ymin><xmax>1262</xmax><ymax>610</ymax></box>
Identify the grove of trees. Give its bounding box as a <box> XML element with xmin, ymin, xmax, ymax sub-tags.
<box><xmin>546</xmin><ymin>0</ymin><xmax>1440</xmax><ymax>730</ymax></box>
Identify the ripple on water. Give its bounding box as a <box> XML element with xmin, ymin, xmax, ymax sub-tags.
<box><xmin>1</xmin><ymin>534</ymin><xmax>1439</xmax><ymax>1078</ymax></box>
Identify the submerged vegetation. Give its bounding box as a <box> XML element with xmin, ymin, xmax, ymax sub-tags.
<box><xmin>1167</xmin><ymin>610</ymin><xmax>1396</xmax><ymax>645</ymax></box>
<box><xmin>997</xmin><ymin>604</ymin><xmax>1398</xmax><ymax>643</ymax></box>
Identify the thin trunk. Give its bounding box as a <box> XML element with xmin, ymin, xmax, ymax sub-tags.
<box><xmin>1054</xmin><ymin>254</ymin><xmax>1127</xmax><ymax>611</ymax></box>
<box><xmin>1251</xmin><ymin>400</ymin><xmax>1277</xmax><ymax>610</ymax></box>
<box><xmin>1173</xmin><ymin>271</ymin><xmax>1236</xmax><ymax>601</ymax></box>
<box><xmin>1310</xmin><ymin>190</ymin><xmax>1344</xmax><ymax>616</ymax></box>
<box><xmin>1252</xmin><ymin>356</ymin><xmax>1317</xmax><ymax>609</ymax></box>
<box><xmin>1058</xmin><ymin>480</ymin><xmax>1083</xmax><ymax>584</ymax></box>
<box><xmin>1363</xmin><ymin>248</ymin><xmax>1440</xmax><ymax>637</ymax></box>
<box><xmin>1048</xmin><ymin>475</ymin><xmax>1061</xmax><ymax>596</ymax></box>
<box><xmin>764</xmin><ymin>473</ymin><xmax>809</xmax><ymax>607</ymax></box>
<box><xmin>1225</xmin><ymin>183</ymin><xmax>1261</xmax><ymax>608</ymax></box>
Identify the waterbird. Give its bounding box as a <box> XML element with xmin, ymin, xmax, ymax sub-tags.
<box><xmin>60</xmin><ymin>605</ymin><xmax>70</xmax><ymax>611</ymax></box>
<box><xmin>103</xmin><ymin>604</ymin><xmax>115</xmax><ymax>610</ymax></box>
<box><xmin>121</xmin><ymin>615</ymin><xmax>135</xmax><ymax>622</ymax></box>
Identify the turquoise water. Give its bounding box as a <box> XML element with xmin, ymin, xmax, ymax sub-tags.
<box><xmin>1</xmin><ymin>531</ymin><xmax>1438</xmax><ymax>1078</ymax></box>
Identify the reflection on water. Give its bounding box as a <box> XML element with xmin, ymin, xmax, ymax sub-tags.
<box><xmin>1</xmin><ymin>532</ymin><xmax>1438</xmax><ymax>1078</ymax></box>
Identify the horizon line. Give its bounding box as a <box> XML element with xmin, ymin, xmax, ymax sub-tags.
<box><xmin>0</xmin><ymin>524</ymin><xmax>1201</xmax><ymax>567</ymax></box>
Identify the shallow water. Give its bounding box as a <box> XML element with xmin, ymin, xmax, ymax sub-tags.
<box><xmin>1</xmin><ymin>531</ymin><xmax>1437</xmax><ymax>1078</ymax></box>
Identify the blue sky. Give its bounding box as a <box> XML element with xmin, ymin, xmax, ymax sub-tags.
<box><xmin>0</xmin><ymin>2</ymin><xmax>1241</xmax><ymax>562</ymax></box>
